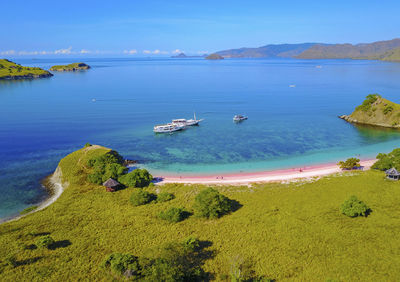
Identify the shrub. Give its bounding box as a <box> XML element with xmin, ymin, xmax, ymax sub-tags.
<box><xmin>340</xmin><ymin>196</ymin><xmax>370</xmax><ymax>217</ymax></box>
<box><xmin>130</xmin><ymin>190</ymin><xmax>153</xmax><ymax>206</ymax></box>
<box><xmin>118</xmin><ymin>169</ymin><xmax>153</xmax><ymax>188</ymax></box>
<box><xmin>355</xmin><ymin>94</ymin><xmax>381</xmax><ymax>112</ymax></box>
<box><xmin>183</xmin><ymin>237</ymin><xmax>200</xmax><ymax>251</ymax></box>
<box><xmin>337</xmin><ymin>157</ymin><xmax>360</xmax><ymax>170</ymax></box>
<box><xmin>156</xmin><ymin>192</ymin><xmax>175</xmax><ymax>203</ymax></box>
<box><xmin>193</xmin><ymin>188</ymin><xmax>232</xmax><ymax>218</ymax></box>
<box><xmin>383</xmin><ymin>105</ymin><xmax>393</xmax><ymax>115</ymax></box>
<box><xmin>101</xmin><ymin>253</ymin><xmax>140</xmax><ymax>277</ymax></box>
<box><xmin>87</xmin><ymin>150</ymin><xmax>127</xmax><ymax>185</ymax></box>
<box><xmin>84</xmin><ymin>142</ymin><xmax>92</xmax><ymax>148</ymax></box>
<box><xmin>36</xmin><ymin>235</ymin><xmax>55</xmax><ymax>249</ymax></box>
<box><xmin>158</xmin><ymin>207</ymin><xmax>187</xmax><ymax>223</ymax></box>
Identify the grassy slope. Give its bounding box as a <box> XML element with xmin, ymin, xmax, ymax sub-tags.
<box><xmin>1</xmin><ymin>146</ymin><xmax>400</xmax><ymax>280</ymax></box>
<box><xmin>0</xmin><ymin>59</ymin><xmax>52</xmax><ymax>79</ymax></box>
<box><xmin>380</xmin><ymin>47</ymin><xmax>400</xmax><ymax>62</ymax></box>
<box><xmin>49</xmin><ymin>63</ymin><xmax>90</xmax><ymax>71</ymax></box>
<box><xmin>349</xmin><ymin>96</ymin><xmax>400</xmax><ymax>127</ymax></box>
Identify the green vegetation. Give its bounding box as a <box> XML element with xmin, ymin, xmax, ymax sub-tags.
<box><xmin>156</xmin><ymin>192</ymin><xmax>175</xmax><ymax>203</ymax></box>
<box><xmin>49</xmin><ymin>62</ymin><xmax>90</xmax><ymax>71</ymax></box>
<box><xmin>36</xmin><ymin>235</ymin><xmax>55</xmax><ymax>249</ymax></box>
<box><xmin>193</xmin><ymin>188</ymin><xmax>233</xmax><ymax>218</ymax></box>
<box><xmin>340</xmin><ymin>196</ymin><xmax>370</xmax><ymax>217</ymax></box>
<box><xmin>0</xmin><ymin>59</ymin><xmax>52</xmax><ymax>80</ymax></box>
<box><xmin>337</xmin><ymin>157</ymin><xmax>361</xmax><ymax>170</ymax></box>
<box><xmin>101</xmin><ymin>253</ymin><xmax>140</xmax><ymax>276</ymax></box>
<box><xmin>3</xmin><ymin>145</ymin><xmax>400</xmax><ymax>280</ymax></box>
<box><xmin>372</xmin><ymin>148</ymin><xmax>400</xmax><ymax>171</ymax></box>
<box><xmin>86</xmin><ymin>150</ymin><xmax>127</xmax><ymax>184</ymax></box>
<box><xmin>158</xmin><ymin>207</ymin><xmax>188</xmax><ymax>223</ymax></box>
<box><xmin>118</xmin><ymin>169</ymin><xmax>153</xmax><ymax>188</ymax></box>
<box><xmin>380</xmin><ymin>47</ymin><xmax>400</xmax><ymax>62</ymax></box>
<box><xmin>130</xmin><ymin>189</ymin><xmax>153</xmax><ymax>206</ymax></box>
<box><xmin>340</xmin><ymin>94</ymin><xmax>400</xmax><ymax>128</ymax></box>
<box><xmin>19</xmin><ymin>205</ymin><xmax>38</xmax><ymax>215</ymax></box>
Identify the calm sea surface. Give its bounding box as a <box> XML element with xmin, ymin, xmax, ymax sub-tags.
<box><xmin>1</xmin><ymin>57</ymin><xmax>400</xmax><ymax>219</ymax></box>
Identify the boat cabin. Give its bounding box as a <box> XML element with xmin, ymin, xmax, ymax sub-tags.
<box><xmin>385</xmin><ymin>168</ymin><xmax>400</xmax><ymax>180</ymax></box>
<box><xmin>103</xmin><ymin>178</ymin><xmax>122</xmax><ymax>192</ymax></box>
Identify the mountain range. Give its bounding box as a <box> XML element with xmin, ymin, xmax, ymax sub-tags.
<box><xmin>215</xmin><ymin>38</ymin><xmax>400</xmax><ymax>61</ymax></box>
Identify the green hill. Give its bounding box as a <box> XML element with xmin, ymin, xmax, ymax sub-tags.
<box><xmin>50</xmin><ymin>62</ymin><xmax>90</xmax><ymax>71</ymax></box>
<box><xmin>297</xmin><ymin>38</ymin><xmax>400</xmax><ymax>59</ymax></box>
<box><xmin>339</xmin><ymin>94</ymin><xmax>400</xmax><ymax>128</ymax></box>
<box><xmin>380</xmin><ymin>47</ymin><xmax>400</xmax><ymax>62</ymax></box>
<box><xmin>2</xmin><ymin>144</ymin><xmax>400</xmax><ymax>280</ymax></box>
<box><xmin>0</xmin><ymin>59</ymin><xmax>53</xmax><ymax>80</ymax></box>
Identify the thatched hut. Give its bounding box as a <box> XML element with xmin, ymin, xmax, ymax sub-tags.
<box><xmin>103</xmin><ymin>178</ymin><xmax>121</xmax><ymax>192</ymax></box>
<box><xmin>385</xmin><ymin>168</ymin><xmax>400</xmax><ymax>180</ymax></box>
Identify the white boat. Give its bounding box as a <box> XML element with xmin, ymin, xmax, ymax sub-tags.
<box><xmin>172</xmin><ymin>113</ymin><xmax>204</xmax><ymax>126</ymax></box>
<box><xmin>233</xmin><ymin>114</ymin><xmax>248</xmax><ymax>122</ymax></box>
<box><xmin>153</xmin><ymin>123</ymin><xmax>185</xmax><ymax>133</ymax></box>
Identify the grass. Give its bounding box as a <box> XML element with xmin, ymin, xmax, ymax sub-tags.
<box><xmin>49</xmin><ymin>63</ymin><xmax>90</xmax><ymax>71</ymax></box>
<box><xmin>0</xmin><ymin>59</ymin><xmax>52</xmax><ymax>79</ymax></box>
<box><xmin>1</xmin><ymin>146</ymin><xmax>400</xmax><ymax>280</ymax></box>
<box><xmin>19</xmin><ymin>206</ymin><xmax>38</xmax><ymax>215</ymax></box>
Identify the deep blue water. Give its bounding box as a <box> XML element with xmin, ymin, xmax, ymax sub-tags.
<box><xmin>1</xmin><ymin>57</ymin><xmax>400</xmax><ymax>219</ymax></box>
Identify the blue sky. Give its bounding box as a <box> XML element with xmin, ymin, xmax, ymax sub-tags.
<box><xmin>1</xmin><ymin>0</ymin><xmax>399</xmax><ymax>57</ymax></box>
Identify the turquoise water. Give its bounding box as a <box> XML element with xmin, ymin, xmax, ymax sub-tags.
<box><xmin>1</xmin><ymin>57</ymin><xmax>400</xmax><ymax>219</ymax></box>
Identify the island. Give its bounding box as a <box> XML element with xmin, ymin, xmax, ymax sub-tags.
<box><xmin>50</xmin><ymin>62</ymin><xmax>91</xmax><ymax>71</ymax></box>
<box><xmin>339</xmin><ymin>94</ymin><xmax>400</xmax><ymax>128</ymax></box>
<box><xmin>171</xmin><ymin>52</ymin><xmax>208</xmax><ymax>58</ymax></box>
<box><xmin>205</xmin><ymin>53</ymin><xmax>224</xmax><ymax>60</ymax></box>
<box><xmin>0</xmin><ymin>59</ymin><xmax>53</xmax><ymax>80</ymax></box>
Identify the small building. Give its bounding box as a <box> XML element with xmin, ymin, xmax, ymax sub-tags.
<box><xmin>103</xmin><ymin>178</ymin><xmax>121</xmax><ymax>192</ymax></box>
<box><xmin>385</xmin><ymin>168</ymin><xmax>400</xmax><ymax>180</ymax></box>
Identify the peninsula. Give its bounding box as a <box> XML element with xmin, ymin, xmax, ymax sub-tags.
<box><xmin>339</xmin><ymin>94</ymin><xmax>400</xmax><ymax>128</ymax></box>
<box><xmin>0</xmin><ymin>59</ymin><xmax>53</xmax><ymax>80</ymax></box>
<box><xmin>50</xmin><ymin>62</ymin><xmax>91</xmax><ymax>71</ymax></box>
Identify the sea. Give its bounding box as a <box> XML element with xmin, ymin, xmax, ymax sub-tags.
<box><xmin>1</xmin><ymin>57</ymin><xmax>400</xmax><ymax>219</ymax></box>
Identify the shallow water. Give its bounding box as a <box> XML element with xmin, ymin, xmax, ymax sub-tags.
<box><xmin>1</xmin><ymin>57</ymin><xmax>400</xmax><ymax>219</ymax></box>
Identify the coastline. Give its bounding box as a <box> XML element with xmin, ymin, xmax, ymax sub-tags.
<box><xmin>0</xmin><ymin>166</ymin><xmax>65</xmax><ymax>224</ymax></box>
<box><xmin>156</xmin><ymin>159</ymin><xmax>376</xmax><ymax>185</ymax></box>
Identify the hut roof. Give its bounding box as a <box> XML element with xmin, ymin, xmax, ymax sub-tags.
<box><xmin>103</xmin><ymin>178</ymin><xmax>121</xmax><ymax>188</ymax></box>
<box><xmin>385</xmin><ymin>168</ymin><xmax>400</xmax><ymax>176</ymax></box>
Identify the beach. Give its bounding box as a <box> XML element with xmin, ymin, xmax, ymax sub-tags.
<box><xmin>157</xmin><ymin>159</ymin><xmax>376</xmax><ymax>185</ymax></box>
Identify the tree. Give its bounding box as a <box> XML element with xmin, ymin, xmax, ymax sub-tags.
<box><xmin>337</xmin><ymin>157</ymin><xmax>361</xmax><ymax>170</ymax></box>
<box><xmin>340</xmin><ymin>196</ymin><xmax>370</xmax><ymax>217</ymax></box>
<box><xmin>101</xmin><ymin>253</ymin><xmax>140</xmax><ymax>277</ymax></box>
<box><xmin>193</xmin><ymin>188</ymin><xmax>232</xmax><ymax>219</ymax></box>
<box><xmin>158</xmin><ymin>207</ymin><xmax>188</xmax><ymax>223</ymax></box>
<box><xmin>118</xmin><ymin>169</ymin><xmax>153</xmax><ymax>188</ymax></box>
<box><xmin>36</xmin><ymin>235</ymin><xmax>55</xmax><ymax>249</ymax></box>
<box><xmin>372</xmin><ymin>148</ymin><xmax>400</xmax><ymax>171</ymax></box>
<box><xmin>156</xmin><ymin>192</ymin><xmax>175</xmax><ymax>203</ymax></box>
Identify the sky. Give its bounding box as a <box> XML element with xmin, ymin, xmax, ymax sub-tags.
<box><xmin>1</xmin><ymin>0</ymin><xmax>400</xmax><ymax>57</ymax></box>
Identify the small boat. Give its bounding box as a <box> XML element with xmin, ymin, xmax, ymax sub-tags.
<box><xmin>172</xmin><ymin>113</ymin><xmax>204</xmax><ymax>127</ymax></box>
<box><xmin>153</xmin><ymin>123</ymin><xmax>185</xmax><ymax>133</ymax></box>
<box><xmin>233</xmin><ymin>114</ymin><xmax>248</xmax><ymax>122</ymax></box>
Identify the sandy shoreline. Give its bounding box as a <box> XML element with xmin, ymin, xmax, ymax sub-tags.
<box><xmin>157</xmin><ymin>159</ymin><xmax>376</xmax><ymax>185</ymax></box>
<box><xmin>0</xmin><ymin>166</ymin><xmax>65</xmax><ymax>224</ymax></box>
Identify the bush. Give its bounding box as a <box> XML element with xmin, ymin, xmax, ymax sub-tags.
<box><xmin>193</xmin><ymin>188</ymin><xmax>232</xmax><ymax>218</ymax></box>
<box><xmin>372</xmin><ymin>148</ymin><xmax>400</xmax><ymax>171</ymax></box>
<box><xmin>119</xmin><ymin>169</ymin><xmax>153</xmax><ymax>188</ymax></box>
<box><xmin>337</xmin><ymin>157</ymin><xmax>360</xmax><ymax>170</ymax></box>
<box><xmin>383</xmin><ymin>105</ymin><xmax>393</xmax><ymax>115</ymax></box>
<box><xmin>130</xmin><ymin>190</ymin><xmax>153</xmax><ymax>206</ymax></box>
<box><xmin>36</xmin><ymin>235</ymin><xmax>55</xmax><ymax>249</ymax></box>
<box><xmin>101</xmin><ymin>253</ymin><xmax>140</xmax><ymax>277</ymax></box>
<box><xmin>158</xmin><ymin>207</ymin><xmax>187</xmax><ymax>223</ymax></box>
<box><xmin>355</xmin><ymin>94</ymin><xmax>381</xmax><ymax>112</ymax></box>
<box><xmin>183</xmin><ymin>237</ymin><xmax>200</xmax><ymax>251</ymax></box>
<box><xmin>156</xmin><ymin>192</ymin><xmax>175</xmax><ymax>203</ymax></box>
<box><xmin>87</xmin><ymin>150</ymin><xmax>127</xmax><ymax>185</ymax></box>
<box><xmin>340</xmin><ymin>196</ymin><xmax>370</xmax><ymax>217</ymax></box>
<box><xmin>84</xmin><ymin>142</ymin><xmax>92</xmax><ymax>148</ymax></box>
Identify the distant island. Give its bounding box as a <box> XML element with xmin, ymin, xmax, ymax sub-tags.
<box><xmin>213</xmin><ymin>38</ymin><xmax>400</xmax><ymax>62</ymax></box>
<box><xmin>205</xmin><ymin>53</ymin><xmax>224</xmax><ymax>60</ymax></box>
<box><xmin>0</xmin><ymin>59</ymin><xmax>53</xmax><ymax>80</ymax></box>
<box><xmin>50</xmin><ymin>62</ymin><xmax>91</xmax><ymax>71</ymax></box>
<box><xmin>171</xmin><ymin>52</ymin><xmax>207</xmax><ymax>58</ymax></box>
<box><xmin>339</xmin><ymin>94</ymin><xmax>400</xmax><ymax>128</ymax></box>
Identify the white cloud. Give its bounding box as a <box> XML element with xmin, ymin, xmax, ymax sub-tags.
<box><xmin>80</xmin><ymin>49</ymin><xmax>91</xmax><ymax>54</ymax></box>
<box><xmin>54</xmin><ymin>47</ymin><xmax>72</xmax><ymax>55</ymax></box>
<box><xmin>143</xmin><ymin>50</ymin><xmax>151</xmax><ymax>54</ymax></box>
<box><xmin>123</xmin><ymin>49</ymin><xmax>137</xmax><ymax>55</ymax></box>
<box><xmin>172</xmin><ymin>49</ymin><xmax>183</xmax><ymax>54</ymax></box>
<box><xmin>0</xmin><ymin>50</ymin><xmax>16</xmax><ymax>55</ymax></box>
